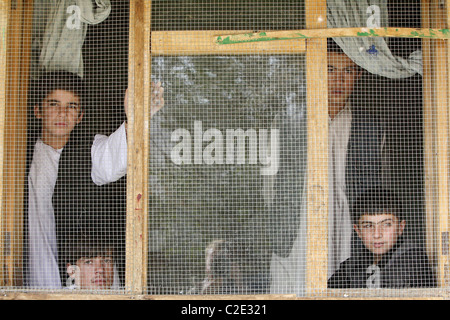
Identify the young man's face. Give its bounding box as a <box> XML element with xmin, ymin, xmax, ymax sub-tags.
<box><xmin>74</xmin><ymin>255</ymin><xmax>114</xmax><ymax>290</ymax></box>
<box><xmin>34</xmin><ymin>89</ymin><xmax>83</xmax><ymax>148</ymax></box>
<box><xmin>327</xmin><ymin>52</ymin><xmax>362</xmax><ymax>119</ymax></box>
<box><xmin>354</xmin><ymin>213</ymin><xmax>406</xmax><ymax>263</ymax></box>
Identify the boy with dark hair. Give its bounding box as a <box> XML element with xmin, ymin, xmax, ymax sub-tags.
<box><xmin>25</xmin><ymin>71</ymin><xmax>163</xmax><ymax>288</ymax></box>
<box><xmin>328</xmin><ymin>187</ymin><xmax>436</xmax><ymax>288</ymax></box>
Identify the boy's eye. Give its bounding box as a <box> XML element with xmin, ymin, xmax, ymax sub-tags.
<box><xmin>380</xmin><ymin>221</ymin><xmax>393</xmax><ymax>228</ymax></box>
<box><xmin>44</xmin><ymin>100</ymin><xmax>79</xmax><ymax>110</ymax></box>
<box><xmin>46</xmin><ymin>101</ymin><xmax>60</xmax><ymax>108</ymax></box>
<box><xmin>67</xmin><ymin>103</ymin><xmax>79</xmax><ymax>109</ymax></box>
<box><xmin>360</xmin><ymin>220</ymin><xmax>395</xmax><ymax>231</ymax></box>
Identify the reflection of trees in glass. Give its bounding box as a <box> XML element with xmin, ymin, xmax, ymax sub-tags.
<box><xmin>148</xmin><ymin>55</ymin><xmax>305</xmax><ymax>294</ymax></box>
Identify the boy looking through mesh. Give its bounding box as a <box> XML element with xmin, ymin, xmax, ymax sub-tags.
<box><xmin>25</xmin><ymin>71</ymin><xmax>164</xmax><ymax>288</ymax></box>
<box><xmin>270</xmin><ymin>40</ymin><xmax>388</xmax><ymax>293</ymax></box>
<box><xmin>327</xmin><ymin>187</ymin><xmax>436</xmax><ymax>288</ymax></box>
<box><xmin>65</xmin><ymin>234</ymin><xmax>118</xmax><ymax>290</ymax></box>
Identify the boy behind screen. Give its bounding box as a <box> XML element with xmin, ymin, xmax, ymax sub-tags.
<box><xmin>65</xmin><ymin>234</ymin><xmax>118</xmax><ymax>290</ymax></box>
<box><xmin>328</xmin><ymin>187</ymin><xmax>436</xmax><ymax>288</ymax></box>
<box><xmin>26</xmin><ymin>71</ymin><xmax>163</xmax><ymax>288</ymax></box>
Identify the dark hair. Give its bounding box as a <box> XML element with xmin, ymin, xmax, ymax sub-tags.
<box><xmin>351</xmin><ymin>187</ymin><xmax>404</xmax><ymax>224</ymax></box>
<box><xmin>327</xmin><ymin>38</ymin><xmax>363</xmax><ymax>76</ymax></box>
<box><xmin>65</xmin><ymin>234</ymin><xmax>116</xmax><ymax>266</ymax></box>
<box><xmin>31</xmin><ymin>71</ymin><xmax>86</xmax><ymax>108</ymax></box>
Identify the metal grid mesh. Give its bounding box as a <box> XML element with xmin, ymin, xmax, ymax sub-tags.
<box><xmin>2</xmin><ymin>0</ymin><xmax>129</xmax><ymax>292</ymax></box>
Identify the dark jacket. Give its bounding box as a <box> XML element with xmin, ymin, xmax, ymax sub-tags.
<box><xmin>327</xmin><ymin>238</ymin><xmax>436</xmax><ymax>288</ymax></box>
<box><xmin>52</xmin><ymin>128</ymin><xmax>126</xmax><ymax>283</ymax></box>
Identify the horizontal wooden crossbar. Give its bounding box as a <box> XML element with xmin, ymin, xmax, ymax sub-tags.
<box><xmin>151</xmin><ymin>30</ymin><xmax>305</xmax><ymax>55</ymax></box>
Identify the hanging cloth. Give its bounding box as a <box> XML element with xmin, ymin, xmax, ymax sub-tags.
<box><xmin>38</xmin><ymin>0</ymin><xmax>111</xmax><ymax>77</ymax></box>
<box><xmin>327</xmin><ymin>0</ymin><xmax>422</xmax><ymax>79</ymax></box>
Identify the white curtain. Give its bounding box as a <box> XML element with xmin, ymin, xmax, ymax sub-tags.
<box><xmin>327</xmin><ymin>0</ymin><xmax>422</xmax><ymax>79</ymax></box>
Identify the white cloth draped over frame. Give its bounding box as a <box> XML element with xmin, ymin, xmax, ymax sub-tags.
<box><xmin>327</xmin><ymin>0</ymin><xmax>422</xmax><ymax>78</ymax></box>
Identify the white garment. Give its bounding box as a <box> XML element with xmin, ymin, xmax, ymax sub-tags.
<box><xmin>366</xmin><ymin>264</ymin><xmax>381</xmax><ymax>288</ymax></box>
<box><xmin>269</xmin><ymin>181</ymin><xmax>307</xmax><ymax>295</ymax></box>
<box><xmin>28</xmin><ymin>140</ymin><xmax>62</xmax><ymax>288</ymax></box>
<box><xmin>328</xmin><ymin>107</ymin><xmax>353</xmax><ymax>279</ymax></box>
<box><xmin>91</xmin><ymin>122</ymin><xmax>128</xmax><ymax>185</ymax></box>
<box><xmin>269</xmin><ymin>107</ymin><xmax>353</xmax><ymax>294</ymax></box>
<box><xmin>28</xmin><ymin>122</ymin><xmax>127</xmax><ymax>289</ymax></box>
<box><xmin>268</xmin><ymin>113</ymin><xmax>307</xmax><ymax>296</ymax></box>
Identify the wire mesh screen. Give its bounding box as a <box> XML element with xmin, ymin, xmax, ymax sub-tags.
<box><xmin>2</xmin><ymin>0</ymin><xmax>129</xmax><ymax>291</ymax></box>
<box><xmin>148</xmin><ymin>54</ymin><xmax>306</xmax><ymax>295</ymax></box>
<box><xmin>0</xmin><ymin>0</ymin><xmax>447</xmax><ymax>298</ymax></box>
<box><xmin>147</xmin><ymin>0</ymin><xmax>438</xmax><ymax>297</ymax></box>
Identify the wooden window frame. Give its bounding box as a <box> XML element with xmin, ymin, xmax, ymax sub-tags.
<box><xmin>0</xmin><ymin>0</ymin><xmax>449</xmax><ymax>300</ymax></box>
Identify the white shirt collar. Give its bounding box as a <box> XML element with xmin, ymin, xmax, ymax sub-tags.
<box><xmin>329</xmin><ymin>104</ymin><xmax>351</xmax><ymax>124</ymax></box>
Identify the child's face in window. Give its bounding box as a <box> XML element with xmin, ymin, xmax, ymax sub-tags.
<box><xmin>75</xmin><ymin>255</ymin><xmax>114</xmax><ymax>290</ymax></box>
<box><xmin>354</xmin><ymin>213</ymin><xmax>406</xmax><ymax>263</ymax></box>
<box><xmin>34</xmin><ymin>89</ymin><xmax>83</xmax><ymax>148</ymax></box>
<box><xmin>327</xmin><ymin>52</ymin><xmax>362</xmax><ymax>119</ymax></box>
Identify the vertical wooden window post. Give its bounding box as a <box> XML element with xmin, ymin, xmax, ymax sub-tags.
<box><xmin>0</xmin><ymin>0</ymin><xmax>9</xmax><ymax>287</ymax></box>
<box><xmin>1</xmin><ymin>0</ymin><xmax>32</xmax><ymax>287</ymax></box>
<box><xmin>126</xmin><ymin>0</ymin><xmax>151</xmax><ymax>293</ymax></box>
<box><xmin>422</xmin><ymin>0</ymin><xmax>450</xmax><ymax>288</ymax></box>
<box><xmin>306</xmin><ymin>0</ymin><xmax>329</xmax><ymax>294</ymax></box>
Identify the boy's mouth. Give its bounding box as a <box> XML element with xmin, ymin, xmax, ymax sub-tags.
<box><xmin>92</xmin><ymin>278</ymin><xmax>106</xmax><ymax>286</ymax></box>
<box><xmin>373</xmin><ymin>242</ymin><xmax>384</xmax><ymax>248</ymax></box>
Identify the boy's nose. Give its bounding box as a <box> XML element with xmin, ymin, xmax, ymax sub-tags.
<box><xmin>336</xmin><ymin>72</ymin><xmax>346</xmax><ymax>82</ymax></box>
<box><xmin>373</xmin><ymin>227</ymin><xmax>383</xmax><ymax>238</ymax></box>
<box><xmin>94</xmin><ymin>263</ymin><xmax>105</xmax><ymax>273</ymax></box>
<box><xmin>56</xmin><ymin>106</ymin><xmax>66</xmax><ymax>115</ymax></box>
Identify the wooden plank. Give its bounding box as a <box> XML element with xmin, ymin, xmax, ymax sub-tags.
<box><xmin>13</xmin><ymin>0</ymin><xmax>32</xmax><ymax>287</ymax></box>
<box><xmin>0</xmin><ymin>290</ymin><xmax>446</xmax><ymax>300</ymax></box>
<box><xmin>152</xmin><ymin>30</ymin><xmax>305</xmax><ymax>55</ymax></box>
<box><xmin>141</xmin><ymin>0</ymin><xmax>151</xmax><ymax>295</ymax></box>
<box><xmin>421</xmin><ymin>0</ymin><xmax>439</xmax><ymax>273</ymax></box>
<box><xmin>429</xmin><ymin>0</ymin><xmax>449</xmax><ymax>288</ymax></box>
<box><xmin>2</xmin><ymin>0</ymin><xmax>32</xmax><ymax>287</ymax></box>
<box><xmin>441</xmin><ymin>0</ymin><xmax>450</xmax><ymax>288</ymax></box>
<box><xmin>0</xmin><ymin>292</ymin><xmax>298</xmax><ymax>300</ymax></box>
<box><xmin>125</xmin><ymin>0</ymin><xmax>151</xmax><ymax>294</ymax></box>
<box><xmin>305</xmin><ymin>0</ymin><xmax>328</xmax><ymax>294</ymax></box>
<box><xmin>215</xmin><ymin>27</ymin><xmax>450</xmax><ymax>46</ymax></box>
<box><xmin>444</xmin><ymin>0</ymin><xmax>450</xmax><ymax>289</ymax></box>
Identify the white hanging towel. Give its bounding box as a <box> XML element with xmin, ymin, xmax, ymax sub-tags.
<box><xmin>39</xmin><ymin>0</ymin><xmax>111</xmax><ymax>77</ymax></box>
<box><xmin>327</xmin><ymin>0</ymin><xmax>422</xmax><ymax>79</ymax></box>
